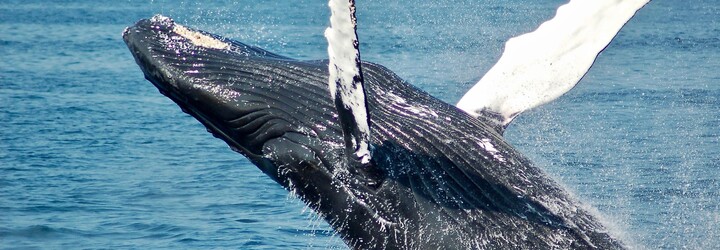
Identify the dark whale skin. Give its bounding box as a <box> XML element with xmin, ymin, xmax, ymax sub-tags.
<box><xmin>123</xmin><ymin>16</ymin><xmax>625</xmax><ymax>249</ymax></box>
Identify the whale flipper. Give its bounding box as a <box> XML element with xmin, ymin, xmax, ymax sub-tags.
<box><xmin>457</xmin><ymin>0</ymin><xmax>650</xmax><ymax>131</ymax></box>
<box><xmin>325</xmin><ymin>0</ymin><xmax>372</xmax><ymax>167</ymax></box>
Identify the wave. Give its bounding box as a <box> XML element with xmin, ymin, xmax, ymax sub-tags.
<box><xmin>0</xmin><ymin>225</ymin><xmax>93</xmax><ymax>239</ymax></box>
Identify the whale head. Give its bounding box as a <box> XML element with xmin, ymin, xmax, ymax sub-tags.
<box><xmin>122</xmin><ymin>18</ymin><xmax>397</xmax><ymax>238</ymax></box>
<box><xmin>123</xmin><ymin>16</ymin><xmax>353</xmax><ymax>187</ymax></box>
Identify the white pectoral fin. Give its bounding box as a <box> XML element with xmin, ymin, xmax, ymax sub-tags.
<box><xmin>457</xmin><ymin>0</ymin><xmax>650</xmax><ymax>131</ymax></box>
<box><xmin>326</xmin><ymin>0</ymin><xmax>372</xmax><ymax>166</ymax></box>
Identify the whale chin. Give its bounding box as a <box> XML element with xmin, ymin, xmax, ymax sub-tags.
<box><xmin>124</xmin><ymin>15</ymin><xmax>625</xmax><ymax>249</ymax></box>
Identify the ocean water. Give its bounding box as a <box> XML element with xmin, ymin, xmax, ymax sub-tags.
<box><xmin>1</xmin><ymin>0</ymin><xmax>718</xmax><ymax>249</ymax></box>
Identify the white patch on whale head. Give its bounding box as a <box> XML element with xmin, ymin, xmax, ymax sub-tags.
<box><xmin>173</xmin><ymin>24</ymin><xmax>230</xmax><ymax>50</ymax></box>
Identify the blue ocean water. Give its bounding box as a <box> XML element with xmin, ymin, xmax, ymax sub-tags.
<box><xmin>1</xmin><ymin>0</ymin><xmax>717</xmax><ymax>249</ymax></box>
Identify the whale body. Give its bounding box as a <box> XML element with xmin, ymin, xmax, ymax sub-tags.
<box><xmin>123</xmin><ymin>16</ymin><xmax>624</xmax><ymax>249</ymax></box>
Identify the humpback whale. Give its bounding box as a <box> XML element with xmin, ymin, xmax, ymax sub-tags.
<box><xmin>123</xmin><ymin>0</ymin><xmax>648</xmax><ymax>248</ymax></box>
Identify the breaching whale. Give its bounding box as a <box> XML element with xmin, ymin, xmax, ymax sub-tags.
<box><xmin>123</xmin><ymin>0</ymin><xmax>648</xmax><ymax>248</ymax></box>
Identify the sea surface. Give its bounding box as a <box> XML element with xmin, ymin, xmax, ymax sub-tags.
<box><xmin>1</xmin><ymin>0</ymin><xmax>718</xmax><ymax>249</ymax></box>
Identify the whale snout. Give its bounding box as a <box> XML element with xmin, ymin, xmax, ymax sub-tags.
<box><xmin>123</xmin><ymin>15</ymin><xmax>342</xmax><ymax>181</ymax></box>
<box><xmin>123</xmin><ymin>16</ymin><xmax>282</xmax><ymax>155</ymax></box>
